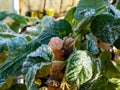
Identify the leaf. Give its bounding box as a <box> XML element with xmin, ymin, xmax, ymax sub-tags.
<box><xmin>89</xmin><ymin>76</ymin><xmax>113</xmax><ymax>90</ymax></box>
<box><xmin>99</xmin><ymin>51</ymin><xmax>120</xmax><ymax>78</ymax></box>
<box><xmin>41</xmin><ymin>15</ymin><xmax>54</xmax><ymax>29</ymax></box>
<box><xmin>0</xmin><ymin>52</ymin><xmax>7</xmax><ymax>64</ymax></box>
<box><xmin>86</xmin><ymin>34</ymin><xmax>99</xmax><ymax>55</ymax></box>
<box><xmin>6</xmin><ymin>37</ymin><xmax>27</xmax><ymax>52</ymax></box>
<box><xmin>0</xmin><ymin>32</ymin><xmax>16</xmax><ymax>38</ymax></box>
<box><xmin>46</xmin><ymin>19</ymin><xmax>72</xmax><ymax>39</ymax></box>
<box><xmin>65</xmin><ymin>50</ymin><xmax>93</xmax><ymax>86</ymax></box>
<box><xmin>0</xmin><ymin>11</ymin><xmax>9</xmax><ymax>20</ymax></box>
<box><xmin>91</xmin><ymin>59</ymin><xmax>101</xmax><ymax>80</ymax></box>
<box><xmin>114</xmin><ymin>36</ymin><xmax>120</xmax><ymax>49</ymax></box>
<box><xmin>0</xmin><ymin>77</ymin><xmax>13</xmax><ymax>90</ymax></box>
<box><xmin>65</xmin><ymin>6</ymin><xmax>76</xmax><ymax>26</ymax></box>
<box><xmin>0</xmin><ymin>21</ymin><xmax>14</xmax><ymax>33</ymax></box>
<box><xmin>26</xmin><ymin>17</ymin><xmax>39</xmax><ymax>24</ymax></box>
<box><xmin>0</xmin><ymin>40</ymin><xmax>5</xmax><ymax>53</ymax></box>
<box><xmin>108</xmin><ymin>78</ymin><xmax>120</xmax><ymax>90</ymax></box>
<box><xmin>2</xmin><ymin>12</ymin><xmax>27</xmax><ymax>33</ymax></box>
<box><xmin>115</xmin><ymin>60</ymin><xmax>120</xmax><ymax>70</ymax></box>
<box><xmin>90</xmin><ymin>14</ymin><xmax>120</xmax><ymax>44</ymax></box>
<box><xmin>108</xmin><ymin>5</ymin><xmax>120</xmax><ymax>18</ymax></box>
<box><xmin>8</xmin><ymin>84</ymin><xmax>27</xmax><ymax>90</ymax></box>
<box><xmin>116</xmin><ymin>0</ymin><xmax>120</xmax><ymax>10</ymax></box>
<box><xmin>74</xmin><ymin>14</ymin><xmax>94</xmax><ymax>34</ymax></box>
<box><xmin>8</xmin><ymin>13</ymin><xmax>27</xmax><ymax>24</ymax></box>
<box><xmin>0</xmin><ymin>36</ymin><xmax>27</xmax><ymax>53</ymax></box>
<box><xmin>74</xmin><ymin>0</ymin><xmax>106</xmax><ymax>20</ymax></box>
<box><xmin>0</xmin><ymin>19</ymin><xmax>71</xmax><ymax>88</ymax></box>
<box><xmin>23</xmin><ymin>45</ymin><xmax>53</xmax><ymax>90</ymax></box>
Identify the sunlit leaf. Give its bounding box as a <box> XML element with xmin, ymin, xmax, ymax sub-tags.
<box><xmin>90</xmin><ymin>76</ymin><xmax>113</xmax><ymax>90</ymax></box>
<box><xmin>65</xmin><ymin>6</ymin><xmax>76</xmax><ymax>26</ymax></box>
<box><xmin>0</xmin><ymin>77</ymin><xmax>13</xmax><ymax>90</ymax></box>
<box><xmin>99</xmin><ymin>51</ymin><xmax>120</xmax><ymax>78</ymax></box>
<box><xmin>65</xmin><ymin>50</ymin><xmax>93</xmax><ymax>86</ymax></box>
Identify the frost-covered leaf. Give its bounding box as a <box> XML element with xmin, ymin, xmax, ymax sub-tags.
<box><xmin>86</xmin><ymin>34</ymin><xmax>99</xmax><ymax>55</ymax></box>
<box><xmin>108</xmin><ymin>5</ymin><xmax>120</xmax><ymax>18</ymax></box>
<box><xmin>0</xmin><ymin>36</ymin><xmax>27</xmax><ymax>53</ymax></box>
<box><xmin>23</xmin><ymin>45</ymin><xmax>53</xmax><ymax>90</ymax></box>
<box><xmin>74</xmin><ymin>0</ymin><xmax>106</xmax><ymax>20</ymax></box>
<box><xmin>0</xmin><ymin>19</ymin><xmax>71</xmax><ymax>89</ymax></box>
<box><xmin>27</xmin><ymin>44</ymin><xmax>53</xmax><ymax>61</ymax></box>
<box><xmin>23</xmin><ymin>16</ymin><xmax>54</xmax><ymax>36</ymax></box>
<box><xmin>90</xmin><ymin>14</ymin><xmax>120</xmax><ymax>44</ymax></box>
<box><xmin>65</xmin><ymin>50</ymin><xmax>93</xmax><ymax>86</ymax></box>
<box><xmin>7</xmin><ymin>37</ymin><xmax>27</xmax><ymax>51</ymax></box>
<box><xmin>41</xmin><ymin>15</ymin><xmax>54</xmax><ymax>29</ymax></box>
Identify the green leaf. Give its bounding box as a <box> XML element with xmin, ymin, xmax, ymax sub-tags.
<box><xmin>90</xmin><ymin>14</ymin><xmax>120</xmax><ymax>44</ymax></box>
<box><xmin>0</xmin><ymin>21</ymin><xmax>14</xmax><ymax>33</ymax></box>
<box><xmin>89</xmin><ymin>76</ymin><xmax>114</xmax><ymax>90</ymax></box>
<box><xmin>0</xmin><ymin>52</ymin><xmax>7</xmax><ymax>64</ymax></box>
<box><xmin>0</xmin><ymin>40</ymin><xmax>5</xmax><ymax>53</ymax></box>
<box><xmin>86</xmin><ymin>34</ymin><xmax>99</xmax><ymax>55</ymax></box>
<box><xmin>65</xmin><ymin>50</ymin><xmax>93</xmax><ymax>86</ymax></box>
<box><xmin>46</xmin><ymin>19</ymin><xmax>72</xmax><ymax>39</ymax></box>
<box><xmin>99</xmin><ymin>51</ymin><xmax>120</xmax><ymax>78</ymax></box>
<box><xmin>65</xmin><ymin>6</ymin><xmax>76</xmax><ymax>26</ymax></box>
<box><xmin>8</xmin><ymin>84</ymin><xmax>27</xmax><ymax>90</ymax></box>
<box><xmin>114</xmin><ymin>36</ymin><xmax>120</xmax><ymax>49</ymax></box>
<box><xmin>2</xmin><ymin>12</ymin><xmax>27</xmax><ymax>33</ymax></box>
<box><xmin>0</xmin><ymin>32</ymin><xmax>16</xmax><ymax>38</ymax></box>
<box><xmin>0</xmin><ymin>11</ymin><xmax>9</xmax><ymax>20</ymax></box>
<box><xmin>23</xmin><ymin>45</ymin><xmax>53</xmax><ymax>90</ymax></box>
<box><xmin>74</xmin><ymin>0</ymin><xmax>106</xmax><ymax>20</ymax></box>
<box><xmin>115</xmin><ymin>60</ymin><xmax>120</xmax><ymax>70</ymax></box>
<box><xmin>26</xmin><ymin>17</ymin><xmax>39</xmax><ymax>24</ymax></box>
<box><xmin>108</xmin><ymin>78</ymin><xmax>120</xmax><ymax>90</ymax></box>
<box><xmin>8</xmin><ymin>13</ymin><xmax>27</xmax><ymax>24</ymax></box>
<box><xmin>99</xmin><ymin>51</ymin><xmax>112</xmax><ymax>63</ymax></box>
<box><xmin>116</xmin><ymin>0</ymin><xmax>120</xmax><ymax>10</ymax></box>
<box><xmin>0</xmin><ymin>77</ymin><xmax>13</xmax><ymax>90</ymax></box>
